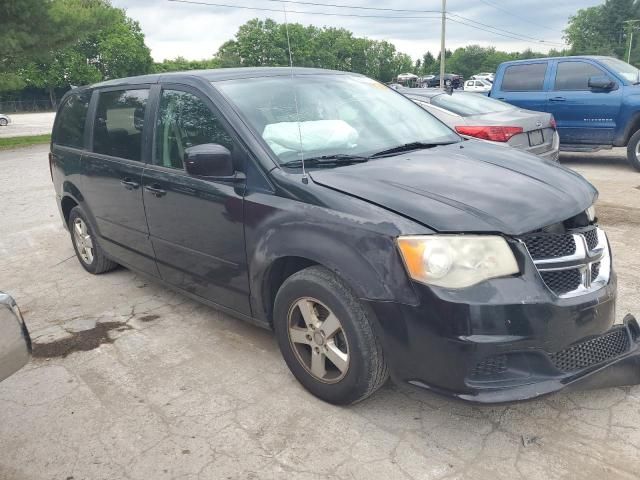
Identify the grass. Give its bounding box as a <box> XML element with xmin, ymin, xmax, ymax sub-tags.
<box><xmin>0</xmin><ymin>134</ymin><xmax>51</xmax><ymax>150</ymax></box>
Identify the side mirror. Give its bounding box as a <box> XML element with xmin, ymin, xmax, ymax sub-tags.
<box><xmin>0</xmin><ymin>293</ymin><xmax>31</xmax><ymax>382</ymax></box>
<box><xmin>588</xmin><ymin>75</ymin><xmax>615</xmax><ymax>90</ymax></box>
<box><xmin>184</xmin><ymin>144</ymin><xmax>234</xmax><ymax>177</ymax></box>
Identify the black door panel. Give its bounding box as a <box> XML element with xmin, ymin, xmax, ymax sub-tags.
<box><xmin>142</xmin><ymin>167</ymin><xmax>249</xmax><ymax>314</ymax></box>
<box><xmin>142</xmin><ymin>86</ymin><xmax>250</xmax><ymax>314</ymax></box>
<box><xmin>82</xmin><ymin>87</ymin><xmax>158</xmax><ymax>275</ymax></box>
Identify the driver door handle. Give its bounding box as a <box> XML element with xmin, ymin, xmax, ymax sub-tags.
<box><xmin>145</xmin><ymin>184</ymin><xmax>167</xmax><ymax>197</ymax></box>
<box><xmin>550</xmin><ymin>96</ymin><xmax>566</xmax><ymax>102</ymax></box>
<box><xmin>120</xmin><ymin>178</ymin><xmax>140</xmax><ymax>190</ymax></box>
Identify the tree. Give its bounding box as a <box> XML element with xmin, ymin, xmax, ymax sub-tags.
<box><xmin>0</xmin><ymin>0</ymin><xmax>117</xmax><ymax>91</ymax></box>
<box><xmin>565</xmin><ymin>0</ymin><xmax>640</xmax><ymax>61</ymax></box>
<box><xmin>21</xmin><ymin>7</ymin><xmax>152</xmax><ymax>107</ymax></box>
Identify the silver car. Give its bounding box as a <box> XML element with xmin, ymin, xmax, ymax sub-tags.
<box><xmin>0</xmin><ymin>292</ymin><xmax>31</xmax><ymax>382</ymax></box>
<box><xmin>399</xmin><ymin>88</ymin><xmax>560</xmax><ymax>161</ymax></box>
<box><xmin>0</xmin><ymin>114</ymin><xmax>11</xmax><ymax>127</ymax></box>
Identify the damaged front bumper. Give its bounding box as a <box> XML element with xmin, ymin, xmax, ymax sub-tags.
<box><xmin>453</xmin><ymin>314</ymin><xmax>640</xmax><ymax>403</ymax></box>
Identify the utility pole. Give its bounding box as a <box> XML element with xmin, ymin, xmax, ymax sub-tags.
<box><xmin>439</xmin><ymin>0</ymin><xmax>446</xmax><ymax>88</ymax></box>
<box><xmin>624</xmin><ymin>20</ymin><xmax>640</xmax><ymax>64</ymax></box>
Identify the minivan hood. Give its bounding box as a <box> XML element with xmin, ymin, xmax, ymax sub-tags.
<box><xmin>309</xmin><ymin>141</ymin><xmax>597</xmax><ymax>235</ymax></box>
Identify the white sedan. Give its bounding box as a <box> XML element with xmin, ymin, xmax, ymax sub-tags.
<box><xmin>463</xmin><ymin>79</ymin><xmax>492</xmax><ymax>93</ymax></box>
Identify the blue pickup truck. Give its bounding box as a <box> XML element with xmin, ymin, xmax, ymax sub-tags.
<box><xmin>490</xmin><ymin>56</ymin><xmax>640</xmax><ymax>170</ymax></box>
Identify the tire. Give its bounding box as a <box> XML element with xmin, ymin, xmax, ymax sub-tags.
<box><xmin>0</xmin><ymin>118</ymin><xmax>8</xmax><ymax>127</ymax></box>
<box><xmin>273</xmin><ymin>266</ymin><xmax>388</xmax><ymax>405</ymax></box>
<box><xmin>626</xmin><ymin>130</ymin><xmax>640</xmax><ymax>172</ymax></box>
<box><xmin>68</xmin><ymin>206</ymin><xmax>118</xmax><ymax>274</ymax></box>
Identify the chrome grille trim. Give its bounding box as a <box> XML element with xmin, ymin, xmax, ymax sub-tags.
<box><xmin>520</xmin><ymin>227</ymin><xmax>610</xmax><ymax>298</ymax></box>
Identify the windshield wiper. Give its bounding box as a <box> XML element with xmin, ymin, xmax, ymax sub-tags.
<box><xmin>281</xmin><ymin>154</ymin><xmax>369</xmax><ymax>168</ymax></box>
<box><xmin>370</xmin><ymin>141</ymin><xmax>455</xmax><ymax>158</ymax></box>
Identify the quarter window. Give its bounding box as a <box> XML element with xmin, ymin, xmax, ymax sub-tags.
<box><xmin>502</xmin><ymin>63</ymin><xmax>548</xmax><ymax>91</ymax></box>
<box><xmin>155</xmin><ymin>90</ymin><xmax>233</xmax><ymax>170</ymax></box>
<box><xmin>93</xmin><ymin>89</ymin><xmax>149</xmax><ymax>161</ymax></box>
<box><xmin>554</xmin><ymin>61</ymin><xmax>606</xmax><ymax>90</ymax></box>
<box><xmin>52</xmin><ymin>92</ymin><xmax>91</xmax><ymax>148</ymax></box>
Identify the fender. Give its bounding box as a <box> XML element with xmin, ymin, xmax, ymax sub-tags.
<box><xmin>244</xmin><ymin>189</ymin><xmax>424</xmax><ymax>324</ymax></box>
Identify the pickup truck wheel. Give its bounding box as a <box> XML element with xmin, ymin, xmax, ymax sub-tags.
<box><xmin>68</xmin><ymin>207</ymin><xmax>118</xmax><ymax>274</ymax></box>
<box><xmin>626</xmin><ymin>130</ymin><xmax>640</xmax><ymax>172</ymax></box>
<box><xmin>273</xmin><ymin>266</ymin><xmax>388</xmax><ymax>405</ymax></box>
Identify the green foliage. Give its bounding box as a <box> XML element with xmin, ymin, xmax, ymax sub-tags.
<box><xmin>0</xmin><ymin>0</ymin><xmax>117</xmax><ymax>91</ymax></box>
<box><xmin>565</xmin><ymin>0</ymin><xmax>640</xmax><ymax>62</ymax></box>
<box><xmin>153</xmin><ymin>57</ymin><xmax>223</xmax><ymax>73</ymax></box>
<box><xmin>19</xmin><ymin>7</ymin><xmax>153</xmax><ymax>106</ymax></box>
<box><xmin>211</xmin><ymin>19</ymin><xmax>416</xmax><ymax>82</ymax></box>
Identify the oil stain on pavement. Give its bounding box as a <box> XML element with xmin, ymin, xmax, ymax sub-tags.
<box><xmin>32</xmin><ymin>321</ymin><xmax>132</xmax><ymax>358</ymax></box>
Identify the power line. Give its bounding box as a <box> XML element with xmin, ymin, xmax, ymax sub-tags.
<box><xmin>264</xmin><ymin>0</ymin><xmax>440</xmax><ymax>14</ymax></box>
<box><xmin>168</xmin><ymin>0</ymin><xmax>565</xmax><ymax>47</ymax></box>
<box><xmin>447</xmin><ymin>14</ymin><xmax>564</xmax><ymax>46</ymax></box>
<box><xmin>263</xmin><ymin>0</ymin><xmax>564</xmax><ymax>45</ymax></box>
<box><xmin>447</xmin><ymin>15</ymin><xmax>566</xmax><ymax>46</ymax></box>
<box><xmin>167</xmin><ymin>0</ymin><xmax>440</xmax><ymax>19</ymax></box>
<box><xmin>477</xmin><ymin>0</ymin><xmax>561</xmax><ymax>33</ymax></box>
<box><xmin>259</xmin><ymin>0</ymin><xmax>564</xmax><ymax>46</ymax></box>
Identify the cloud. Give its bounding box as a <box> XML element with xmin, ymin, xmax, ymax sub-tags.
<box><xmin>112</xmin><ymin>0</ymin><xmax>602</xmax><ymax>61</ymax></box>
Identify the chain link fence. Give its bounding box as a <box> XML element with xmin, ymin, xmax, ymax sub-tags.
<box><xmin>0</xmin><ymin>100</ymin><xmax>54</xmax><ymax>113</ymax></box>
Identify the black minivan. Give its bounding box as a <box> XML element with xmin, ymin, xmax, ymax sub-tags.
<box><xmin>50</xmin><ymin>68</ymin><xmax>640</xmax><ymax>405</ymax></box>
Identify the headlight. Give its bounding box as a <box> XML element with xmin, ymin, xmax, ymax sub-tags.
<box><xmin>397</xmin><ymin>235</ymin><xmax>519</xmax><ymax>288</ymax></box>
<box><xmin>586</xmin><ymin>205</ymin><xmax>596</xmax><ymax>222</ymax></box>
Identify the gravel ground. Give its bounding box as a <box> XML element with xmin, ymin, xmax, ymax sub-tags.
<box><xmin>0</xmin><ymin>112</ymin><xmax>55</xmax><ymax>138</ymax></box>
<box><xmin>1</xmin><ymin>145</ymin><xmax>639</xmax><ymax>480</ymax></box>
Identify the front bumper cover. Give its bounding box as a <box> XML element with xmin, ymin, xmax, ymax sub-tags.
<box><xmin>410</xmin><ymin>314</ymin><xmax>640</xmax><ymax>404</ymax></box>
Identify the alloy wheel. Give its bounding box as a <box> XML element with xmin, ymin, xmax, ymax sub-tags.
<box><xmin>73</xmin><ymin>217</ymin><xmax>94</xmax><ymax>264</ymax></box>
<box><xmin>287</xmin><ymin>297</ymin><xmax>350</xmax><ymax>383</ymax></box>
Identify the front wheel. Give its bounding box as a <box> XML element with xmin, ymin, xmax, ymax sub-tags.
<box><xmin>273</xmin><ymin>266</ymin><xmax>388</xmax><ymax>405</ymax></box>
<box><xmin>0</xmin><ymin>118</ymin><xmax>8</xmax><ymax>127</ymax></box>
<box><xmin>626</xmin><ymin>130</ymin><xmax>640</xmax><ymax>171</ymax></box>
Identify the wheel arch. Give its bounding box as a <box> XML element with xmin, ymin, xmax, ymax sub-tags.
<box><xmin>248</xmin><ymin>225</ymin><xmax>418</xmax><ymax>327</ymax></box>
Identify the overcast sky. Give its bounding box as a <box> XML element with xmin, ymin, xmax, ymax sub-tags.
<box><xmin>111</xmin><ymin>0</ymin><xmax>602</xmax><ymax>62</ymax></box>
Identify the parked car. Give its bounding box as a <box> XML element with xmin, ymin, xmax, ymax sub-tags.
<box><xmin>400</xmin><ymin>88</ymin><xmax>559</xmax><ymax>161</ymax></box>
<box><xmin>425</xmin><ymin>73</ymin><xmax>462</xmax><ymax>89</ymax></box>
<box><xmin>490</xmin><ymin>55</ymin><xmax>640</xmax><ymax>170</ymax></box>
<box><xmin>472</xmin><ymin>72</ymin><xmax>495</xmax><ymax>83</ymax></box>
<box><xmin>0</xmin><ymin>292</ymin><xmax>31</xmax><ymax>382</ymax></box>
<box><xmin>0</xmin><ymin>114</ymin><xmax>11</xmax><ymax>126</ymax></box>
<box><xmin>463</xmin><ymin>79</ymin><xmax>493</xmax><ymax>93</ymax></box>
<box><xmin>51</xmin><ymin>67</ymin><xmax>640</xmax><ymax>405</ymax></box>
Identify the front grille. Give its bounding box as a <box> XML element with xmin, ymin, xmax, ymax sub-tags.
<box><xmin>591</xmin><ymin>262</ymin><xmax>601</xmax><ymax>279</ymax></box>
<box><xmin>522</xmin><ymin>233</ymin><xmax>576</xmax><ymax>260</ymax></box>
<box><xmin>471</xmin><ymin>354</ymin><xmax>507</xmax><ymax>379</ymax></box>
<box><xmin>583</xmin><ymin>228</ymin><xmax>599</xmax><ymax>251</ymax></box>
<box><xmin>550</xmin><ymin>329</ymin><xmax>629</xmax><ymax>372</ymax></box>
<box><xmin>540</xmin><ymin>269</ymin><xmax>582</xmax><ymax>296</ymax></box>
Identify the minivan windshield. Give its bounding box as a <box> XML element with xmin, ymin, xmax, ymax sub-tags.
<box><xmin>429</xmin><ymin>92</ymin><xmax>515</xmax><ymax>116</ymax></box>
<box><xmin>599</xmin><ymin>57</ymin><xmax>640</xmax><ymax>83</ymax></box>
<box><xmin>215</xmin><ymin>74</ymin><xmax>459</xmax><ymax>164</ymax></box>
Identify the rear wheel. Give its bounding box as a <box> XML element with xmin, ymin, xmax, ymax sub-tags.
<box><xmin>273</xmin><ymin>266</ymin><xmax>388</xmax><ymax>405</ymax></box>
<box><xmin>626</xmin><ymin>130</ymin><xmax>640</xmax><ymax>172</ymax></box>
<box><xmin>68</xmin><ymin>207</ymin><xmax>118</xmax><ymax>274</ymax></box>
<box><xmin>0</xmin><ymin>118</ymin><xmax>8</xmax><ymax>127</ymax></box>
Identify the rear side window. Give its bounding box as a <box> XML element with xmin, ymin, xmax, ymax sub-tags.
<box><xmin>52</xmin><ymin>92</ymin><xmax>91</xmax><ymax>148</ymax></box>
<box><xmin>93</xmin><ymin>89</ymin><xmax>149</xmax><ymax>161</ymax></box>
<box><xmin>502</xmin><ymin>63</ymin><xmax>548</xmax><ymax>91</ymax></box>
<box><xmin>554</xmin><ymin>61</ymin><xmax>605</xmax><ymax>90</ymax></box>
